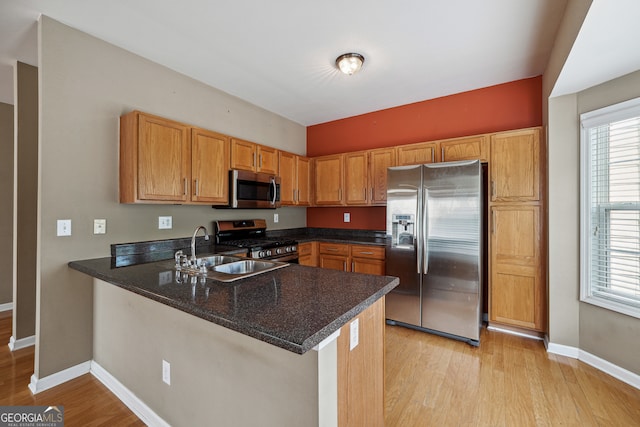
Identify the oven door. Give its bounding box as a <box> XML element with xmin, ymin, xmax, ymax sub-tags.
<box><xmin>230</xmin><ymin>170</ymin><xmax>281</xmax><ymax>209</ymax></box>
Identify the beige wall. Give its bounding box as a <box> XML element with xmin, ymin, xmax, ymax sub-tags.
<box><xmin>37</xmin><ymin>16</ymin><xmax>306</xmax><ymax>378</ymax></box>
<box><xmin>15</xmin><ymin>62</ymin><xmax>38</xmax><ymax>340</ymax></box>
<box><xmin>576</xmin><ymin>70</ymin><xmax>640</xmax><ymax>374</ymax></box>
<box><xmin>0</xmin><ymin>102</ymin><xmax>13</xmax><ymax>305</ymax></box>
<box><xmin>543</xmin><ymin>0</ymin><xmax>592</xmax><ymax>347</ymax></box>
<box><xmin>93</xmin><ymin>279</ymin><xmax>328</xmax><ymax>427</ymax></box>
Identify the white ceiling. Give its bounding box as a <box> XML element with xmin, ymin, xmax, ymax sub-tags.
<box><xmin>0</xmin><ymin>0</ymin><xmax>636</xmax><ymax>126</ymax></box>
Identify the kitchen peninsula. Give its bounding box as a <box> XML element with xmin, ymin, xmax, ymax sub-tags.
<box><xmin>69</xmin><ymin>249</ymin><xmax>398</xmax><ymax>427</ymax></box>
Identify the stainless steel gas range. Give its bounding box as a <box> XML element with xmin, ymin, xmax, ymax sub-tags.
<box><xmin>214</xmin><ymin>219</ymin><xmax>298</xmax><ymax>263</ymax></box>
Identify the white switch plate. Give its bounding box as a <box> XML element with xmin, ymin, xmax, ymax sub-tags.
<box><xmin>274</xmin><ymin>213</ymin><xmax>279</xmax><ymax>223</ymax></box>
<box><xmin>344</xmin><ymin>212</ymin><xmax>351</xmax><ymax>223</ymax></box>
<box><xmin>93</xmin><ymin>219</ymin><xmax>106</xmax><ymax>234</ymax></box>
<box><xmin>350</xmin><ymin>318</ymin><xmax>359</xmax><ymax>351</ymax></box>
<box><xmin>162</xmin><ymin>359</ymin><xmax>171</xmax><ymax>385</ymax></box>
<box><xmin>56</xmin><ymin>219</ymin><xmax>72</xmax><ymax>236</ymax></box>
<box><xmin>158</xmin><ymin>216</ymin><xmax>172</xmax><ymax>229</ymax></box>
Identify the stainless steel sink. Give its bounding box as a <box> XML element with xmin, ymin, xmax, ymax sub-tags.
<box><xmin>210</xmin><ymin>259</ymin><xmax>288</xmax><ymax>282</ymax></box>
<box><xmin>199</xmin><ymin>255</ymin><xmax>244</xmax><ymax>267</ymax></box>
<box><xmin>173</xmin><ymin>254</ymin><xmax>289</xmax><ymax>283</ymax></box>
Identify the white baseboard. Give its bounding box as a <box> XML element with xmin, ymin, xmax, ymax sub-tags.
<box><xmin>28</xmin><ymin>361</ymin><xmax>91</xmax><ymax>394</ymax></box>
<box><xmin>546</xmin><ymin>341</ymin><xmax>640</xmax><ymax>390</ymax></box>
<box><xmin>0</xmin><ymin>302</ymin><xmax>12</xmax><ymax>312</ymax></box>
<box><xmin>90</xmin><ymin>361</ymin><xmax>170</xmax><ymax>427</ymax></box>
<box><xmin>8</xmin><ymin>334</ymin><xmax>35</xmax><ymax>351</ymax></box>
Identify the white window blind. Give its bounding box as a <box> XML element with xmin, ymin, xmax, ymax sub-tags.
<box><xmin>581</xmin><ymin>97</ymin><xmax>640</xmax><ymax>318</ymax></box>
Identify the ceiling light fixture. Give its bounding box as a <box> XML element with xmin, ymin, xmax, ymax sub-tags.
<box><xmin>335</xmin><ymin>53</ymin><xmax>365</xmax><ymax>75</ymax></box>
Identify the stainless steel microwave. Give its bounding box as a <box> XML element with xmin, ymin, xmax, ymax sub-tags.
<box><xmin>229</xmin><ymin>169</ymin><xmax>281</xmax><ymax>209</ymax></box>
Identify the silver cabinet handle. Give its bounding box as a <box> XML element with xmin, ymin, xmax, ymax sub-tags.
<box><xmin>327</xmin><ymin>247</ymin><xmax>338</xmax><ymax>252</ymax></box>
<box><xmin>364</xmin><ymin>188</ymin><xmax>367</xmax><ymax>200</ymax></box>
<box><xmin>343</xmin><ymin>261</ymin><xmax>347</xmax><ymax>271</ymax></box>
<box><xmin>491</xmin><ymin>180</ymin><xmax>496</xmax><ymax>198</ymax></box>
<box><xmin>183</xmin><ymin>178</ymin><xmax>188</xmax><ymax>196</ymax></box>
<box><xmin>338</xmin><ymin>188</ymin><xmax>342</xmax><ymax>201</ymax></box>
<box><xmin>431</xmin><ymin>149</ymin><xmax>434</xmax><ymax>163</ymax></box>
<box><xmin>492</xmin><ymin>210</ymin><xmax>496</xmax><ymax>234</ymax></box>
<box><xmin>351</xmin><ymin>262</ymin><xmax>355</xmax><ymax>272</ymax></box>
<box><xmin>259</xmin><ymin>154</ymin><xmax>263</xmax><ymax>168</ymax></box>
<box><xmin>357</xmin><ymin>251</ymin><xmax>374</xmax><ymax>255</ymax></box>
<box><xmin>441</xmin><ymin>147</ymin><xmax>445</xmax><ymax>162</ymax></box>
<box><xmin>370</xmin><ymin>188</ymin><xmax>374</xmax><ymax>201</ymax></box>
<box><xmin>252</xmin><ymin>152</ymin><xmax>256</xmax><ymax>167</ymax></box>
<box><xmin>194</xmin><ymin>179</ymin><xmax>199</xmax><ymax>196</ymax></box>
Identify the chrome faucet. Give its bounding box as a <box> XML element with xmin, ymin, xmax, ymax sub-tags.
<box><xmin>190</xmin><ymin>225</ymin><xmax>210</xmax><ymax>262</ymax></box>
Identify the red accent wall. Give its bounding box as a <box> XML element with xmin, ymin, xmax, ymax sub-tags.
<box><xmin>306</xmin><ymin>77</ymin><xmax>542</xmax><ymax>230</ymax></box>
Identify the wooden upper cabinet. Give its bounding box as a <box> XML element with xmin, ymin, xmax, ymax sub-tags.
<box><xmin>440</xmin><ymin>135</ymin><xmax>489</xmax><ymax>163</ymax></box>
<box><xmin>490</xmin><ymin>128</ymin><xmax>541</xmax><ymax>202</ymax></box>
<box><xmin>396</xmin><ymin>141</ymin><xmax>438</xmax><ymax>165</ymax></box>
<box><xmin>279</xmin><ymin>151</ymin><xmax>311</xmax><ymax>206</ymax></box>
<box><xmin>279</xmin><ymin>151</ymin><xmax>296</xmax><ymax>205</ymax></box>
<box><xmin>369</xmin><ymin>148</ymin><xmax>395</xmax><ymax>204</ymax></box>
<box><xmin>314</xmin><ymin>154</ymin><xmax>344</xmax><ymax>205</ymax></box>
<box><xmin>343</xmin><ymin>148</ymin><xmax>395</xmax><ymax>206</ymax></box>
<box><xmin>297</xmin><ymin>156</ymin><xmax>311</xmax><ymax>206</ymax></box>
<box><xmin>344</xmin><ymin>151</ymin><xmax>369</xmax><ymax>205</ymax></box>
<box><xmin>191</xmin><ymin>128</ymin><xmax>230</xmax><ymax>204</ymax></box>
<box><xmin>258</xmin><ymin>145</ymin><xmax>279</xmax><ymax>175</ymax></box>
<box><xmin>120</xmin><ymin>111</ymin><xmax>190</xmax><ymax>203</ymax></box>
<box><xmin>230</xmin><ymin>138</ymin><xmax>278</xmax><ymax>174</ymax></box>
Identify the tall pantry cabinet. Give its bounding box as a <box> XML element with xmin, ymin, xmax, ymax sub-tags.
<box><xmin>488</xmin><ymin>128</ymin><xmax>546</xmax><ymax>333</ymax></box>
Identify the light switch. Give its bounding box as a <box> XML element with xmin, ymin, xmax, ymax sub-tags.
<box><xmin>344</xmin><ymin>212</ymin><xmax>351</xmax><ymax>223</ymax></box>
<box><xmin>57</xmin><ymin>219</ymin><xmax>72</xmax><ymax>237</ymax></box>
<box><xmin>159</xmin><ymin>216</ymin><xmax>172</xmax><ymax>229</ymax></box>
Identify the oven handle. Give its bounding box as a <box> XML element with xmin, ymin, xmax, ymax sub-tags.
<box><xmin>263</xmin><ymin>253</ymin><xmax>298</xmax><ymax>263</ymax></box>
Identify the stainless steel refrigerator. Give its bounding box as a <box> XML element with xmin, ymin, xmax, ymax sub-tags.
<box><xmin>385</xmin><ymin>160</ymin><xmax>482</xmax><ymax>346</ymax></box>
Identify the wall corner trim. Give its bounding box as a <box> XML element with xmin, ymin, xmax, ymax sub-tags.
<box><xmin>8</xmin><ymin>334</ymin><xmax>35</xmax><ymax>351</ymax></box>
<box><xmin>0</xmin><ymin>303</ymin><xmax>13</xmax><ymax>312</ymax></box>
<box><xmin>91</xmin><ymin>361</ymin><xmax>170</xmax><ymax>427</ymax></box>
<box><xmin>28</xmin><ymin>360</ymin><xmax>91</xmax><ymax>394</ymax></box>
<box><xmin>546</xmin><ymin>341</ymin><xmax>640</xmax><ymax>390</ymax></box>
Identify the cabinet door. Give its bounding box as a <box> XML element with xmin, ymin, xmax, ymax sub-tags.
<box><xmin>298</xmin><ymin>242</ymin><xmax>317</xmax><ymax>266</ymax></box>
<box><xmin>137</xmin><ymin>113</ymin><xmax>190</xmax><ymax>202</ymax></box>
<box><xmin>440</xmin><ymin>135</ymin><xmax>489</xmax><ymax>163</ymax></box>
<box><xmin>258</xmin><ymin>145</ymin><xmax>279</xmax><ymax>175</ymax></box>
<box><xmin>230</xmin><ymin>138</ymin><xmax>257</xmax><ymax>172</ymax></box>
<box><xmin>351</xmin><ymin>258</ymin><xmax>385</xmax><ymax>275</ymax></box>
<box><xmin>191</xmin><ymin>128</ymin><xmax>229</xmax><ymax>204</ymax></box>
<box><xmin>490</xmin><ymin>129</ymin><xmax>540</xmax><ymax>202</ymax></box>
<box><xmin>489</xmin><ymin>205</ymin><xmax>544</xmax><ymax>331</ymax></box>
<box><xmin>344</xmin><ymin>152</ymin><xmax>369</xmax><ymax>205</ymax></box>
<box><xmin>296</xmin><ymin>156</ymin><xmax>311</xmax><ymax>206</ymax></box>
<box><xmin>320</xmin><ymin>254</ymin><xmax>349</xmax><ymax>271</ymax></box>
<box><xmin>396</xmin><ymin>142</ymin><xmax>438</xmax><ymax>165</ymax></box>
<box><xmin>279</xmin><ymin>151</ymin><xmax>296</xmax><ymax>205</ymax></box>
<box><xmin>369</xmin><ymin>148</ymin><xmax>395</xmax><ymax>204</ymax></box>
<box><xmin>314</xmin><ymin>155</ymin><xmax>344</xmax><ymax>205</ymax></box>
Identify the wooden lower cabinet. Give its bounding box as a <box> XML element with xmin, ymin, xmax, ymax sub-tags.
<box><xmin>338</xmin><ymin>297</ymin><xmax>385</xmax><ymax>427</ymax></box>
<box><xmin>298</xmin><ymin>242</ymin><xmax>317</xmax><ymax>266</ymax></box>
<box><xmin>317</xmin><ymin>242</ymin><xmax>385</xmax><ymax>275</ymax></box>
<box><xmin>489</xmin><ymin>204</ymin><xmax>545</xmax><ymax>331</ymax></box>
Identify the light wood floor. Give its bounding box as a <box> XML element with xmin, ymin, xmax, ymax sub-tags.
<box><xmin>0</xmin><ymin>311</ymin><xmax>144</xmax><ymax>426</ymax></box>
<box><xmin>385</xmin><ymin>324</ymin><xmax>640</xmax><ymax>426</ymax></box>
<box><xmin>3</xmin><ymin>310</ymin><xmax>640</xmax><ymax>426</ymax></box>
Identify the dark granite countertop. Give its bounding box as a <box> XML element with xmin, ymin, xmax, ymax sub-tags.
<box><xmin>69</xmin><ymin>256</ymin><xmax>398</xmax><ymax>355</ymax></box>
<box><xmin>268</xmin><ymin>227</ymin><xmax>388</xmax><ymax>247</ymax></box>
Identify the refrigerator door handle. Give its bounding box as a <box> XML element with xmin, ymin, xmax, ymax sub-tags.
<box><xmin>423</xmin><ymin>187</ymin><xmax>429</xmax><ymax>274</ymax></box>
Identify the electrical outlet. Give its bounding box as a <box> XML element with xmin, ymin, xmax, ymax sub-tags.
<box><xmin>56</xmin><ymin>219</ymin><xmax>72</xmax><ymax>236</ymax></box>
<box><xmin>162</xmin><ymin>359</ymin><xmax>171</xmax><ymax>385</ymax></box>
<box><xmin>343</xmin><ymin>212</ymin><xmax>351</xmax><ymax>223</ymax></box>
<box><xmin>350</xmin><ymin>318</ymin><xmax>359</xmax><ymax>350</ymax></box>
<box><xmin>274</xmin><ymin>213</ymin><xmax>279</xmax><ymax>223</ymax></box>
<box><xmin>158</xmin><ymin>216</ymin><xmax>172</xmax><ymax>230</ymax></box>
<box><xmin>93</xmin><ymin>219</ymin><xmax>106</xmax><ymax>234</ymax></box>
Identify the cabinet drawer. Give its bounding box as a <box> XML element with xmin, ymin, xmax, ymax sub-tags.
<box><xmin>319</xmin><ymin>242</ymin><xmax>350</xmax><ymax>256</ymax></box>
<box><xmin>350</xmin><ymin>245</ymin><xmax>385</xmax><ymax>260</ymax></box>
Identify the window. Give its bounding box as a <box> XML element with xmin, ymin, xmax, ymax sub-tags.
<box><xmin>581</xmin><ymin>97</ymin><xmax>640</xmax><ymax>318</ymax></box>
